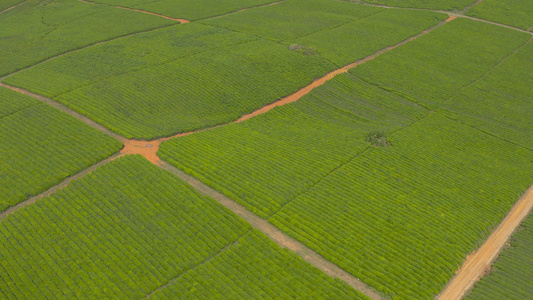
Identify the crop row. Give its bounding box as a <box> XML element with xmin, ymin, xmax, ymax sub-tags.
<box><xmin>159</xmin><ymin>72</ymin><xmax>426</xmax><ymax>218</ymax></box>
<box><xmin>0</xmin><ymin>88</ymin><xmax>121</xmax><ymax>211</ymax></box>
<box><xmin>151</xmin><ymin>230</ymin><xmax>368</xmax><ymax>299</ymax></box>
<box><xmin>0</xmin><ymin>0</ymin><xmax>175</xmax><ymax>77</ymax></box>
<box><xmin>356</xmin><ymin>0</ymin><xmax>475</xmax><ymax>11</ymax></box>
<box><xmin>270</xmin><ymin>113</ymin><xmax>533</xmax><ymax>299</ymax></box>
<box><xmin>467</xmin><ymin>0</ymin><xmax>533</xmax><ymax>30</ymax></box>
<box><xmin>0</xmin><ymin>155</ymin><xmax>251</xmax><ymax>299</ymax></box>
<box><xmin>350</xmin><ymin>18</ymin><xmax>531</xmax><ymax>110</ymax></box>
<box><xmin>466</xmin><ymin>213</ymin><xmax>533</xmax><ymax>299</ymax></box>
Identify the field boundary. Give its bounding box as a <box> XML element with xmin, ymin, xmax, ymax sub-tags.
<box><xmin>156</xmin><ymin>161</ymin><xmax>386</xmax><ymax>300</ymax></box>
<box><xmin>438</xmin><ymin>185</ymin><xmax>533</xmax><ymax>299</ymax></box>
<box><xmin>77</xmin><ymin>0</ymin><xmax>189</xmax><ymax>22</ymax></box>
<box><xmin>200</xmin><ymin>0</ymin><xmax>287</xmax><ymax>21</ymax></box>
<box><xmin>0</xmin><ymin>153</ymin><xmax>121</xmax><ymax>221</ymax></box>
<box><xmin>0</xmin><ymin>0</ymin><xmax>27</xmax><ymax>14</ymax></box>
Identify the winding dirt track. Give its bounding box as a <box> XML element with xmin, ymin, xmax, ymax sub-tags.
<box><xmin>438</xmin><ymin>186</ymin><xmax>533</xmax><ymax>299</ymax></box>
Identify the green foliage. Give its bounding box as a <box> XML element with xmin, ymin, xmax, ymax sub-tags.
<box><xmin>159</xmin><ymin>73</ymin><xmax>426</xmax><ymax>218</ymax></box>
<box><xmin>466</xmin><ymin>214</ymin><xmax>533</xmax><ymax>299</ymax></box>
<box><xmin>366</xmin><ymin>131</ymin><xmax>390</xmax><ymax>147</ymax></box>
<box><xmin>270</xmin><ymin>113</ymin><xmax>533</xmax><ymax>299</ymax></box>
<box><xmin>0</xmin><ymin>88</ymin><xmax>122</xmax><ymax>211</ymax></box>
<box><xmin>350</xmin><ymin>18</ymin><xmax>531</xmax><ymax>109</ymax></box>
<box><xmin>293</xmin><ymin>9</ymin><xmax>446</xmax><ymax>67</ymax></box>
<box><xmin>0</xmin><ymin>155</ymin><xmax>251</xmax><ymax>298</ymax></box>
<box><xmin>289</xmin><ymin>44</ymin><xmax>319</xmax><ymax>56</ymax></box>
<box><xmin>0</xmin><ymin>0</ymin><xmax>25</xmax><ymax>11</ymax></box>
<box><xmin>199</xmin><ymin>0</ymin><xmax>382</xmax><ymax>41</ymax></box>
<box><xmin>0</xmin><ymin>87</ymin><xmax>39</xmax><ymax>118</ymax></box>
<box><xmin>444</xmin><ymin>40</ymin><xmax>533</xmax><ymax>149</ymax></box>
<box><xmin>467</xmin><ymin>0</ymin><xmax>533</xmax><ymax>30</ymax></box>
<box><xmin>4</xmin><ymin>23</ymin><xmax>257</xmax><ymax>98</ymax></box>
<box><xmin>29</xmin><ymin>40</ymin><xmax>335</xmax><ymax>139</ymax></box>
<box><xmin>89</xmin><ymin>0</ymin><xmax>279</xmax><ymax>20</ymax></box>
<box><xmin>151</xmin><ymin>230</ymin><xmax>369</xmax><ymax>299</ymax></box>
<box><xmin>0</xmin><ymin>0</ymin><xmax>175</xmax><ymax>77</ymax></box>
<box><xmin>350</xmin><ymin>0</ymin><xmax>475</xmax><ymax>11</ymax></box>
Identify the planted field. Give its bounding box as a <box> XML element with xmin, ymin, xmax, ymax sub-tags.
<box><xmin>0</xmin><ymin>87</ymin><xmax>121</xmax><ymax>212</ymax></box>
<box><xmin>199</xmin><ymin>0</ymin><xmax>383</xmax><ymax>41</ymax></box>
<box><xmin>159</xmin><ymin>73</ymin><xmax>427</xmax><ymax>218</ymax></box>
<box><xmin>3</xmin><ymin>23</ymin><xmax>257</xmax><ymax>98</ymax></box>
<box><xmin>467</xmin><ymin>0</ymin><xmax>533</xmax><ymax>30</ymax></box>
<box><xmin>270</xmin><ymin>113</ymin><xmax>533</xmax><ymax>299</ymax></box>
<box><xmin>151</xmin><ymin>230</ymin><xmax>368</xmax><ymax>299</ymax></box>
<box><xmin>0</xmin><ymin>0</ymin><xmax>25</xmax><ymax>11</ymax></box>
<box><xmin>466</xmin><ymin>213</ymin><xmax>533</xmax><ymax>299</ymax></box>
<box><xmin>88</xmin><ymin>0</ymin><xmax>279</xmax><ymax>20</ymax></box>
<box><xmin>0</xmin><ymin>0</ymin><xmax>175</xmax><ymax>77</ymax></box>
<box><xmin>0</xmin><ymin>155</ymin><xmax>364</xmax><ymax>299</ymax></box>
<box><xmin>444</xmin><ymin>40</ymin><xmax>533</xmax><ymax>149</ymax></box>
<box><xmin>350</xmin><ymin>18</ymin><xmax>531</xmax><ymax>110</ymax></box>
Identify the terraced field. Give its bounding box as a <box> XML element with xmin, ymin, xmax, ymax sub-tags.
<box><xmin>1</xmin><ymin>0</ymin><xmax>532</xmax><ymax>299</ymax></box>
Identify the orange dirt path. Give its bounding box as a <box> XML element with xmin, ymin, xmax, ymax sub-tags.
<box><xmin>120</xmin><ymin>140</ymin><xmax>161</xmax><ymax>164</ymax></box>
<box><xmin>438</xmin><ymin>185</ymin><xmax>533</xmax><ymax>299</ymax></box>
<box><xmin>77</xmin><ymin>0</ymin><xmax>189</xmax><ymax>23</ymax></box>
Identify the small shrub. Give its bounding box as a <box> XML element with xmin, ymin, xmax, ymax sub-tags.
<box><xmin>289</xmin><ymin>44</ymin><xmax>318</xmax><ymax>56</ymax></box>
<box><xmin>366</xmin><ymin>131</ymin><xmax>391</xmax><ymax>147</ymax></box>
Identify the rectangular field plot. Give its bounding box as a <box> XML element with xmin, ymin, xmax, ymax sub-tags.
<box><xmin>150</xmin><ymin>230</ymin><xmax>368</xmax><ymax>299</ymax></box>
<box><xmin>159</xmin><ymin>73</ymin><xmax>427</xmax><ymax>218</ymax></box>
<box><xmin>199</xmin><ymin>0</ymin><xmax>382</xmax><ymax>41</ymax></box>
<box><xmin>0</xmin><ymin>155</ymin><xmax>365</xmax><ymax>299</ymax></box>
<box><xmin>3</xmin><ymin>23</ymin><xmax>257</xmax><ymax>98</ymax></box>
<box><xmin>444</xmin><ymin>40</ymin><xmax>533</xmax><ymax>149</ymax></box>
<box><xmin>357</xmin><ymin>0</ymin><xmax>476</xmax><ymax>11</ymax></box>
<box><xmin>88</xmin><ymin>0</ymin><xmax>280</xmax><ymax>20</ymax></box>
<box><xmin>350</xmin><ymin>18</ymin><xmax>531</xmax><ymax>110</ymax></box>
<box><xmin>467</xmin><ymin>0</ymin><xmax>533</xmax><ymax>30</ymax></box>
<box><xmin>0</xmin><ymin>87</ymin><xmax>122</xmax><ymax>212</ymax></box>
<box><xmin>269</xmin><ymin>112</ymin><xmax>533</xmax><ymax>299</ymax></box>
<box><xmin>293</xmin><ymin>9</ymin><xmax>446</xmax><ymax>66</ymax></box>
<box><xmin>465</xmin><ymin>213</ymin><xmax>533</xmax><ymax>300</ymax></box>
<box><xmin>0</xmin><ymin>0</ymin><xmax>175</xmax><ymax>77</ymax></box>
<box><xmin>37</xmin><ymin>40</ymin><xmax>336</xmax><ymax>139</ymax></box>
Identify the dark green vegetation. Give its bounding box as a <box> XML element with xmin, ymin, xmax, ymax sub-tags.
<box><xmin>89</xmin><ymin>0</ymin><xmax>279</xmax><ymax>20</ymax></box>
<box><xmin>467</xmin><ymin>0</ymin><xmax>533</xmax><ymax>30</ymax></box>
<box><xmin>0</xmin><ymin>0</ymin><xmax>25</xmax><ymax>11</ymax></box>
<box><xmin>444</xmin><ymin>40</ymin><xmax>533</xmax><ymax>149</ymax></box>
<box><xmin>466</xmin><ymin>213</ymin><xmax>533</xmax><ymax>300</ymax></box>
<box><xmin>0</xmin><ymin>86</ymin><xmax>122</xmax><ymax>212</ymax></box>
<box><xmin>350</xmin><ymin>18</ymin><xmax>531</xmax><ymax>110</ymax></box>
<box><xmin>354</xmin><ymin>0</ymin><xmax>476</xmax><ymax>11</ymax></box>
<box><xmin>159</xmin><ymin>73</ymin><xmax>426</xmax><ymax>218</ymax></box>
<box><xmin>4</xmin><ymin>1</ymin><xmax>444</xmax><ymax>139</ymax></box>
<box><xmin>0</xmin><ymin>0</ymin><xmax>175</xmax><ymax>77</ymax></box>
<box><xmin>0</xmin><ymin>155</ymin><xmax>364</xmax><ymax>299</ymax></box>
<box><xmin>270</xmin><ymin>113</ymin><xmax>533</xmax><ymax>299</ymax></box>
<box><xmin>151</xmin><ymin>230</ymin><xmax>368</xmax><ymax>299</ymax></box>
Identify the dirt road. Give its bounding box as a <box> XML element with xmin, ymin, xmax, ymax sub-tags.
<box><xmin>438</xmin><ymin>185</ymin><xmax>533</xmax><ymax>299</ymax></box>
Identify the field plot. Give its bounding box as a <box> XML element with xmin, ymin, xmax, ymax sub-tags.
<box><xmin>3</xmin><ymin>23</ymin><xmax>257</xmax><ymax>98</ymax></box>
<box><xmin>0</xmin><ymin>0</ymin><xmax>25</xmax><ymax>11</ymax></box>
<box><xmin>444</xmin><ymin>40</ymin><xmax>533</xmax><ymax>149</ymax></box>
<box><xmin>467</xmin><ymin>0</ymin><xmax>533</xmax><ymax>30</ymax></box>
<box><xmin>270</xmin><ymin>113</ymin><xmax>533</xmax><ymax>299</ymax></box>
<box><xmin>87</xmin><ymin>0</ymin><xmax>280</xmax><ymax>20</ymax></box>
<box><xmin>159</xmin><ymin>73</ymin><xmax>427</xmax><ymax>218</ymax></box>
<box><xmin>199</xmin><ymin>0</ymin><xmax>383</xmax><ymax>41</ymax></box>
<box><xmin>466</xmin><ymin>213</ymin><xmax>533</xmax><ymax>299</ymax></box>
<box><xmin>355</xmin><ymin>0</ymin><xmax>476</xmax><ymax>11</ymax></box>
<box><xmin>150</xmin><ymin>230</ymin><xmax>368</xmax><ymax>299</ymax></box>
<box><xmin>7</xmin><ymin>39</ymin><xmax>336</xmax><ymax>139</ymax></box>
<box><xmin>0</xmin><ymin>87</ymin><xmax>121</xmax><ymax>212</ymax></box>
<box><xmin>0</xmin><ymin>155</ymin><xmax>364</xmax><ymax>299</ymax></box>
<box><xmin>0</xmin><ymin>0</ymin><xmax>175</xmax><ymax>77</ymax></box>
<box><xmin>350</xmin><ymin>18</ymin><xmax>530</xmax><ymax>110</ymax></box>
